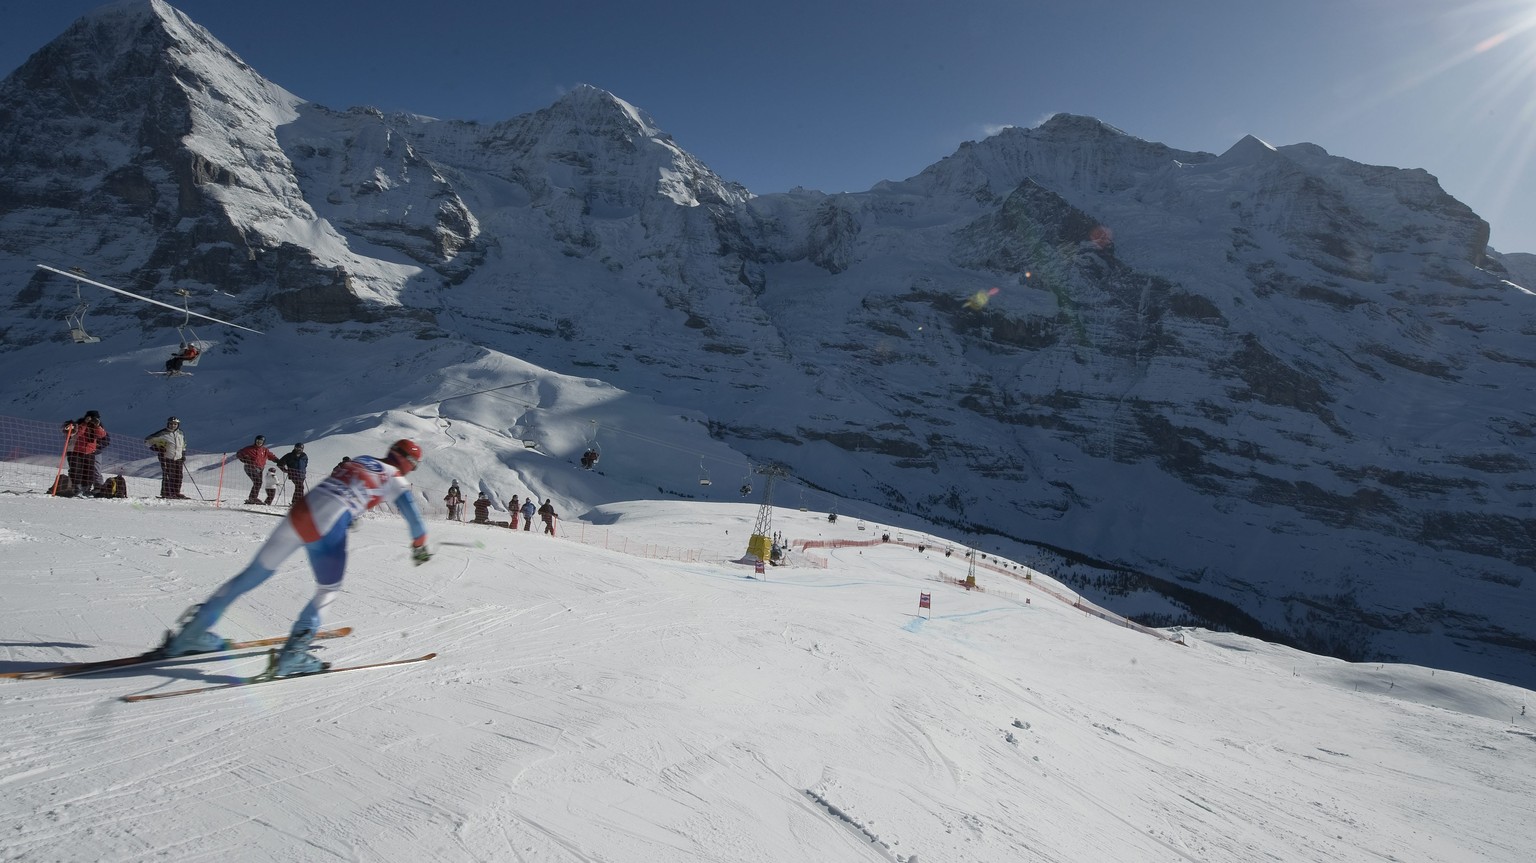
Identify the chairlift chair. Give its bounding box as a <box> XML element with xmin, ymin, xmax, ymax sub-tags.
<box><xmin>173</xmin><ymin>290</ymin><xmax>208</xmax><ymax>366</ymax></box>
<box><xmin>739</xmin><ymin>462</ymin><xmax>753</xmax><ymax>497</ymax></box>
<box><xmin>62</xmin><ymin>274</ymin><xmax>101</xmax><ymax>343</ymax></box>
<box><xmin>698</xmin><ymin>457</ymin><xmax>712</xmax><ymax>486</ymax></box>
<box><xmin>65</xmin><ymin>302</ymin><xmax>100</xmax><ymax>344</ymax></box>
<box><xmin>580</xmin><ymin>421</ymin><xmax>601</xmax><ymax>470</ymax></box>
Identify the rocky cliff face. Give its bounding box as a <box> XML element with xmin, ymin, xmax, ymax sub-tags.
<box><xmin>2</xmin><ymin>1</ymin><xmax>1534</xmax><ymax>686</ymax></box>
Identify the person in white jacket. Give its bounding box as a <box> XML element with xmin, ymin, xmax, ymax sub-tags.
<box><xmin>144</xmin><ymin>416</ymin><xmax>187</xmax><ymax>499</ymax></box>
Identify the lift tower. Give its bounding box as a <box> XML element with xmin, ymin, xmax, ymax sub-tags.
<box><xmin>744</xmin><ymin>463</ymin><xmax>789</xmax><ymax>562</ymax></box>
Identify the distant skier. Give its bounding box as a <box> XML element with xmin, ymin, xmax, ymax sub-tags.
<box><xmin>473</xmin><ymin>492</ymin><xmax>491</xmax><ymax>524</ymax></box>
<box><xmin>538</xmin><ymin>498</ymin><xmax>557</xmax><ymax>536</ymax></box>
<box><xmin>520</xmin><ymin>497</ymin><xmax>536</xmax><ymax>531</ymax></box>
<box><xmin>158</xmin><ymin>439</ymin><xmax>431</xmax><ymax>677</ymax></box>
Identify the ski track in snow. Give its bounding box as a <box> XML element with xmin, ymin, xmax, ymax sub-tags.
<box><xmin>0</xmin><ymin>495</ymin><xmax>1533</xmax><ymax>861</ymax></box>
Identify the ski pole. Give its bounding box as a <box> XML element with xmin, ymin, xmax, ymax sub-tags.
<box><xmin>186</xmin><ymin>462</ymin><xmax>205</xmax><ymax>502</ymax></box>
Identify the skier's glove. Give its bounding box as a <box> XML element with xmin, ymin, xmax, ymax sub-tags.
<box><xmin>411</xmin><ymin>545</ymin><xmax>432</xmax><ymax>566</ymax></box>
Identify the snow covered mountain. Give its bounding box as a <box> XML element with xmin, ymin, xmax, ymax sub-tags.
<box><xmin>2</xmin><ymin>0</ymin><xmax>1533</xmax><ymax>688</ymax></box>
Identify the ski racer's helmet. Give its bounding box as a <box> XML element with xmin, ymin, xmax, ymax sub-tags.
<box><xmin>386</xmin><ymin>439</ymin><xmax>422</xmax><ymax>474</ymax></box>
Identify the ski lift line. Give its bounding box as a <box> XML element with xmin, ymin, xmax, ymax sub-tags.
<box><xmin>427</xmin><ymin>388</ymin><xmax>849</xmax><ymax>516</ymax></box>
<box><xmin>36</xmin><ymin>264</ymin><xmax>265</xmax><ymax>335</ymax></box>
<box><xmin>426</xmin><ymin>378</ymin><xmax>539</xmax><ymax>405</ymax></box>
<box><xmin>437</xmin><ymin>378</ymin><xmax>748</xmax><ymax>468</ymax></box>
<box><xmin>430</xmin><ymin>379</ymin><xmax>847</xmax><ymax>513</ymax></box>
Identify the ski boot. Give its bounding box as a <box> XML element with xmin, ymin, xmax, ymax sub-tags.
<box><xmin>160</xmin><ymin>604</ymin><xmax>229</xmax><ymax>657</ymax></box>
<box><xmin>268</xmin><ymin>628</ymin><xmax>328</xmax><ymax>677</ymax></box>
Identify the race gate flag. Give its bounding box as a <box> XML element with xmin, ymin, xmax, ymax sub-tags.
<box><xmin>918</xmin><ymin>592</ymin><xmax>931</xmax><ymax>609</ymax></box>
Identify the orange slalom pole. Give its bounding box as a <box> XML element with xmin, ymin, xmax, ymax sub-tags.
<box><xmin>215</xmin><ymin>452</ymin><xmax>228</xmax><ymax>507</ymax></box>
<box><xmin>52</xmin><ymin>425</ymin><xmax>75</xmax><ymax>494</ymax></box>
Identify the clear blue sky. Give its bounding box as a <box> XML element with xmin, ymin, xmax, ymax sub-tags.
<box><xmin>2</xmin><ymin>0</ymin><xmax>1532</xmax><ymax>252</ymax></box>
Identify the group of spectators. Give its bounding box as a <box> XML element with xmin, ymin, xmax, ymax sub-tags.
<box><xmin>234</xmin><ymin>435</ymin><xmax>308</xmax><ymax>506</ymax></box>
<box><xmin>448</xmin><ymin>483</ymin><xmax>557</xmax><ymax>534</ymax></box>
<box><xmin>55</xmin><ymin>412</ymin><xmax>308</xmax><ymax>505</ymax></box>
<box><xmin>57</xmin><ymin>410</ymin><xmax>112</xmax><ymax>497</ymax></box>
<box><xmin>57</xmin><ymin>411</ymin><xmax>560</xmax><ymax>536</ymax></box>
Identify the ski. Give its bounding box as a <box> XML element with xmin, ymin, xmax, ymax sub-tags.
<box><xmin>0</xmin><ymin>627</ymin><xmax>354</xmax><ymax>681</ymax></box>
<box><xmin>121</xmin><ymin>652</ymin><xmax>437</xmax><ymax>702</ymax></box>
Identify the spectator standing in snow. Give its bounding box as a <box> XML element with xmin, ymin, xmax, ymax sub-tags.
<box><xmin>235</xmin><ymin>435</ymin><xmax>280</xmax><ymax>504</ymax></box>
<box><xmin>263</xmin><ymin>466</ymin><xmax>280</xmax><ymax>504</ymax></box>
<box><xmin>520</xmin><ymin>497</ymin><xmax>536</xmax><ymax>531</ymax></box>
<box><xmin>62</xmin><ymin>410</ymin><xmax>110</xmax><ymax>496</ymax></box>
<box><xmin>157</xmin><ymin>440</ymin><xmax>431</xmax><ymax>678</ymax></box>
<box><xmin>278</xmin><ymin>443</ymin><xmax>309</xmax><ymax>506</ymax></box>
<box><xmin>472</xmin><ymin>492</ymin><xmax>491</xmax><ymax>524</ymax></box>
<box><xmin>145</xmin><ymin>416</ymin><xmax>187</xmax><ymax>499</ymax></box>
<box><xmin>538</xmin><ymin>498</ymin><xmax>557</xmax><ymax>536</ymax></box>
<box><xmin>508</xmin><ymin>494</ymin><xmax>521</xmax><ymax>529</ymax></box>
<box><xmin>444</xmin><ymin>481</ymin><xmax>465</xmax><ymax>521</ymax></box>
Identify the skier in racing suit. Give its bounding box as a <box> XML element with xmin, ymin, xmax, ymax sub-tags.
<box><xmin>158</xmin><ymin>439</ymin><xmax>431</xmax><ymax>676</ymax></box>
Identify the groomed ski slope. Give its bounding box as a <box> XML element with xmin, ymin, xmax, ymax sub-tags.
<box><xmin>1</xmin><ymin>494</ymin><xmax>1532</xmax><ymax>862</ymax></box>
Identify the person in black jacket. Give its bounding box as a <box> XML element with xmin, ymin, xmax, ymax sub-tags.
<box><xmin>277</xmin><ymin>443</ymin><xmax>308</xmax><ymax>507</ymax></box>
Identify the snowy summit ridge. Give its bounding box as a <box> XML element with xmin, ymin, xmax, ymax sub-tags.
<box><xmin>1</xmin><ymin>2</ymin><xmax>1534</xmax><ymax>689</ymax></box>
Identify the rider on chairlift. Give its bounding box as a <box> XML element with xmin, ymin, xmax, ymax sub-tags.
<box><xmin>580</xmin><ymin>420</ymin><xmax>601</xmax><ymax>470</ymax></box>
<box><xmin>164</xmin><ymin>342</ymin><xmax>200</xmax><ymax>375</ymax></box>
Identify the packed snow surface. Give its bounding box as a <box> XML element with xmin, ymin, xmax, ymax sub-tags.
<box><xmin>0</xmin><ymin>492</ymin><xmax>1532</xmax><ymax>861</ymax></box>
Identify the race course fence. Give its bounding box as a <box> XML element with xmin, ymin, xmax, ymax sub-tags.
<box><xmin>0</xmin><ymin>412</ymin><xmax>268</xmax><ymax>503</ymax></box>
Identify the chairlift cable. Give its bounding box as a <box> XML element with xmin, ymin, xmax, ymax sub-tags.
<box><xmin>37</xmin><ymin>264</ymin><xmax>264</xmax><ymax>334</ymax></box>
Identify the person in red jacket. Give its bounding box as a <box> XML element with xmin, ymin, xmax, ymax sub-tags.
<box><xmin>235</xmin><ymin>435</ymin><xmax>281</xmax><ymax>504</ymax></box>
<box><xmin>164</xmin><ymin>343</ymin><xmax>200</xmax><ymax>376</ymax></box>
<box><xmin>61</xmin><ymin>410</ymin><xmax>110</xmax><ymax>496</ymax></box>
